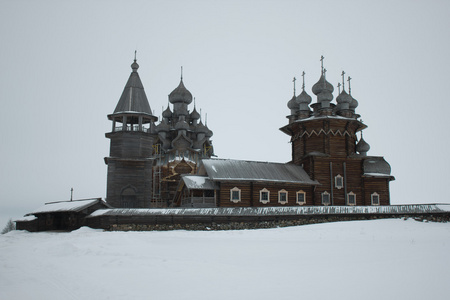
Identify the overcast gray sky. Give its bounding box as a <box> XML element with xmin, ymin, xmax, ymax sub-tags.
<box><xmin>1</xmin><ymin>0</ymin><xmax>450</xmax><ymax>225</ymax></box>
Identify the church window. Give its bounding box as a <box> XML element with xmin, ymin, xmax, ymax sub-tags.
<box><xmin>322</xmin><ymin>191</ymin><xmax>331</xmax><ymax>206</ymax></box>
<box><xmin>296</xmin><ymin>190</ymin><xmax>306</xmax><ymax>205</ymax></box>
<box><xmin>278</xmin><ymin>189</ymin><xmax>288</xmax><ymax>204</ymax></box>
<box><xmin>335</xmin><ymin>175</ymin><xmax>344</xmax><ymax>189</ymax></box>
<box><xmin>347</xmin><ymin>192</ymin><xmax>356</xmax><ymax>206</ymax></box>
<box><xmin>371</xmin><ymin>192</ymin><xmax>380</xmax><ymax>205</ymax></box>
<box><xmin>230</xmin><ymin>187</ymin><xmax>241</xmax><ymax>203</ymax></box>
<box><xmin>260</xmin><ymin>188</ymin><xmax>270</xmax><ymax>204</ymax></box>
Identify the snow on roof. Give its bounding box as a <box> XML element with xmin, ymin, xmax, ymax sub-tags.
<box><xmin>182</xmin><ymin>175</ymin><xmax>218</xmax><ymax>190</ymax></box>
<box><xmin>15</xmin><ymin>216</ymin><xmax>37</xmax><ymax>222</ymax></box>
<box><xmin>88</xmin><ymin>204</ymin><xmax>450</xmax><ymax>218</ymax></box>
<box><xmin>201</xmin><ymin>159</ymin><xmax>319</xmax><ymax>185</ymax></box>
<box><xmin>26</xmin><ymin>198</ymin><xmax>103</xmax><ymax>216</ymax></box>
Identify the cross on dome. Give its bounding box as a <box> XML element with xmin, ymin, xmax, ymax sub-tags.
<box><xmin>320</xmin><ymin>55</ymin><xmax>325</xmax><ymax>74</ymax></box>
<box><xmin>348</xmin><ymin>76</ymin><xmax>352</xmax><ymax>94</ymax></box>
<box><xmin>293</xmin><ymin>77</ymin><xmax>297</xmax><ymax>96</ymax></box>
<box><xmin>301</xmin><ymin>71</ymin><xmax>306</xmax><ymax>90</ymax></box>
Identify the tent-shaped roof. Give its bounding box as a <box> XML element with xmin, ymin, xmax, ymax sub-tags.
<box><xmin>112</xmin><ymin>60</ymin><xmax>153</xmax><ymax>115</ymax></box>
<box><xmin>201</xmin><ymin>159</ymin><xmax>319</xmax><ymax>185</ymax></box>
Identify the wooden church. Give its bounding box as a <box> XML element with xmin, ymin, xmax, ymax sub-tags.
<box><xmin>105</xmin><ymin>56</ymin><xmax>394</xmax><ymax>209</ymax></box>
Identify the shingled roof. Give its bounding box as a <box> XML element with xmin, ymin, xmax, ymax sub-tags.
<box><xmin>112</xmin><ymin>60</ymin><xmax>153</xmax><ymax>115</ymax></box>
<box><xmin>201</xmin><ymin>159</ymin><xmax>319</xmax><ymax>185</ymax></box>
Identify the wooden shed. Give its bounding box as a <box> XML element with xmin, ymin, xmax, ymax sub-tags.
<box><xmin>16</xmin><ymin>198</ymin><xmax>110</xmax><ymax>232</ymax></box>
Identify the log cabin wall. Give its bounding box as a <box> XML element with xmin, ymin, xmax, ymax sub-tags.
<box><xmin>308</xmin><ymin>157</ymin><xmax>365</xmax><ymax>206</ymax></box>
<box><xmin>106</xmin><ymin>158</ymin><xmax>153</xmax><ymax>208</ymax></box>
<box><xmin>108</xmin><ymin>132</ymin><xmax>154</xmax><ymax>158</ymax></box>
<box><xmin>363</xmin><ymin>178</ymin><xmax>390</xmax><ymax>206</ymax></box>
<box><xmin>218</xmin><ymin>182</ymin><xmax>314</xmax><ymax>207</ymax></box>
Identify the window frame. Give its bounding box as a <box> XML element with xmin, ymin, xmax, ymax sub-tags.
<box><xmin>347</xmin><ymin>191</ymin><xmax>356</xmax><ymax>206</ymax></box>
<box><xmin>259</xmin><ymin>188</ymin><xmax>270</xmax><ymax>204</ymax></box>
<box><xmin>371</xmin><ymin>192</ymin><xmax>380</xmax><ymax>206</ymax></box>
<box><xmin>322</xmin><ymin>191</ymin><xmax>331</xmax><ymax>206</ymax></box>
<box><xmin>278</xmin><ymin>189</ymin><xmax>288</xmax><ymax>204</ymax></box>
<box><xmin>230</xmin><ymin>187</ymin><xmax>241</xmax><ymax>203</ymax></box>
<box><xmin>296</xmin><ymin>190</ymin><xmax>306</xmax><ymax>205</ymax></box>
<box><xmin>335</xmin><ymin>174</ymin><xmax>344</xmax><ymax>189</ymax></box>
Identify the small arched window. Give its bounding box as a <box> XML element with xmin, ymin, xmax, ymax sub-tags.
<box><xmin>278</xmin><ymin>189</ymin><xmax>288</xmax><ymax>204</ymax></box>
<box><xmin>347</xmin><ymin>192</ymin><xmax>356</xmax><ymax>206</ymax></box>
<box><xmin>260</xmin><ymin>188</ymin><xmax>270</xmax><ymax>204</ymax></box>
<box><xmin>371</xmin><ymin>192</ymin><xmax>380</xmax><ymax>206</ymax></box>
<box><xmin>230</xmin><ymin>187</ymin><xmax>241</xmax><ymax>203</ymax></box>
<box><xmin>296</xmin><ymin>190</ymin><xmax>306</xmax><ymax>205</ymax></box>
<box><xmin>322</xmin><ymin>191</ymin><xmax>331</xmax><ymax>206</ymax></box>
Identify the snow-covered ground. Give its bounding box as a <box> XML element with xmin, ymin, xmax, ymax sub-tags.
<box><xmin>1</xmin><ymin>219</ymin><xmax>449</xmax><ymax>300</ymax></box>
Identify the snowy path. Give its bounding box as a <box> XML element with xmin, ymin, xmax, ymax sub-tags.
<box><xmin>1</xmin><ymin>219</ymin><xmax>449</xmax><ymax>300</ymax></box>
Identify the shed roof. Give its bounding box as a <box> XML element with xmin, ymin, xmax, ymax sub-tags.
<box><xmin>182</xmin><ymin>175</ymin><xmax>218</xmax><ymax>190</ymax></box>
<box><xmin>201</xmin><ymin>159</ymin><xmax>318</xmax><ymax>185</ymax></box>
<box><xmin>25</xmin><ymin>198</ymin><xmax>106</xmax><ymax>216</ymax></box>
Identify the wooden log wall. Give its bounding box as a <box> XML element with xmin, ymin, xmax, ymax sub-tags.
<box><xmin>106</xmin><ymin>159</ymin><xmax>153</xmax><ymax>208</ymax></box>
<box><xmin>217</xmin><ymin>182</ymin><xmax>315</xmax><ymax>207</ymax></box>
<box><xmin>309</xmin><ymin>157</ymin><xmax>365</xmax><ymax>206</ymax></box>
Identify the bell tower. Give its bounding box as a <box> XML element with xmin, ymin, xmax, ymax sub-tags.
<box><xmin>104</xmin><ymin>57</ymin><xmax>158</xmax><ymax>208</ymax></box>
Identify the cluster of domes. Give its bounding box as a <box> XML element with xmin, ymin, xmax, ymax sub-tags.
<box><xmin>287</xmin><ymin>67</ymin><xmax>360</xmax><ymax>121</ymax></box>
<box><xmin>155</xmin><ymin>78</ymin><xmax>213</xmax><ymax>156</ymax></box>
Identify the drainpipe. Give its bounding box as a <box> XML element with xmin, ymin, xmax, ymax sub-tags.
<box><xmin>330</xmin><ymin>162</ymin><xmax>334</xmax><ymax>205</ymax></box>
<box><xmin>344</xmin><ymin>162</ymin><xmax>347</xmax><ymax>205</ymax></box>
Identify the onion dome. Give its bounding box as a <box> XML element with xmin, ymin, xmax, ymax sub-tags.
<box><xmin>169</xmin><ymin>79</ymin><xmax>193</xmax><ymax>104</ymax></box>
<box><xmin>287</xmin><ymin>95</ymin><xmax>299</xmax><ymax>114</ymax></box>
<box><xmin>297</xmin><ymin>90</ymin><xmax>312</xmax><ymax>104</ymax></box>
<box><xmin>195</xmin><ymin>121</ymin><xmax>208</xmax><ymax>133</ymax></box>
<box><xmin>131</xmin><ymin>59</ymin><xmax>139</xmax><ymax>72</ymax></box>
<box><xmin>162</xmin><ymin>105</ymin><xmax>172</xmax><ymax>119</ymax></box>
<box><xmin>356</xmin><ymin>134</ymin><xmax>370</xmax><ymax>154</ymax></box>
<box><xmin>312</xmin><ymin>74</ymin><xmax>334</xmax><ymax>96</ymax></box>
<box><xmin>205</xmin><ymin>126</ymin><xmax>213</xmax><ymax>137</ymax></box>
<box><xmin>190</xmin><ymin>107</ymin><xmax>200</xmax><ymax>120</ymax></box>
<box><xmin>349</xmin><ymin>95</ymin><xmax>359</xmax><ymax>111</ymax></box>
<box><xmin>175</xmin><ymin>119</ymin><xmax>189</xmax><ymax>131</ymax></box>
<box><xmin>155</xmin><ymin>119</ymin><xmax>170</xmax><ymax>132</ymax></box>
<box><xmin>336</xmin><ymin>90</ymin><xmax>352</xmax><ymax>105</ymax></box>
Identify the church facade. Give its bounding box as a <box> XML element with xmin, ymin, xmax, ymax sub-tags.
<box><xmin>105</xmin><ymin>57</ymin><xmax>394</xmax><ymax>209</ymax></box>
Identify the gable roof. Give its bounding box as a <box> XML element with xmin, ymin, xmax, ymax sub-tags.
<box><xmin>201</xmin><ymin>159</ymin><xmax>318</xmax><ymax>185</ymax></box>
<box><xmin>25</xmin><ymin>198</ymin><xmax>108</xmax><ymax>216</ymax></box>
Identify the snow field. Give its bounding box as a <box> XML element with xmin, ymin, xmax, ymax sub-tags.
<box><xmin>1</xmin><ymin>219</ymin><xmax>449</xmax><ymax>300</ymax></box>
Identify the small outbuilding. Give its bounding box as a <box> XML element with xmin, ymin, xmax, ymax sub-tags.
<box><xmin>16</xmin><ymin>198</ymin><xmax>110</xmax><ymax>232</ymax></box>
